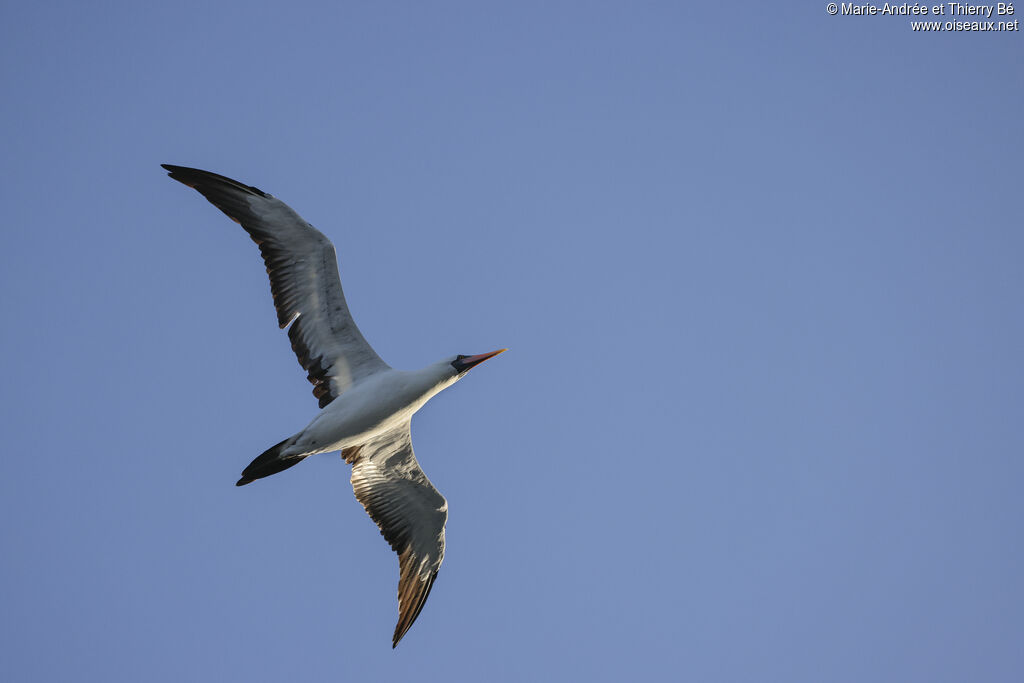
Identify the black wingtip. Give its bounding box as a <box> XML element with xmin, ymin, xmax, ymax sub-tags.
<box><xmin>159</xmin><ymin>163</ymin><xmax>269</xmax><ymax>197</ymax></box>
<box><xmin>235</xmin><ymin>477</ymin><xmax>253</xmax><ymax>486</ymax></box>
<box><xmin>161</xmin><ymin>163</ymin><xmax>190</xmax><ymax>177</ymax></box>
<box><xmin>161</xmin><ymin>164</ymin><xmax>201</xmax><ymax>189</ymax></box>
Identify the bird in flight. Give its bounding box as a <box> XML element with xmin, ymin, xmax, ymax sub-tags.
<box><xmin>162</xmin><ymin>164</ymin><xmax>505</xmax><ymax>647</ymax></box>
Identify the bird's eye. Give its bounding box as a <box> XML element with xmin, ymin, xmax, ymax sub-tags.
<box><xmin>456</xmin><ymin>355</ymin><xmax>467</xmax><ymax>361</ymax></box>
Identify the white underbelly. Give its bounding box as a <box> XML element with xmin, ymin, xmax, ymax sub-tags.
<box><xmin>289</xmin><ymin>391</ymin><xmax>419</xmax><ymax>455</ymax></box>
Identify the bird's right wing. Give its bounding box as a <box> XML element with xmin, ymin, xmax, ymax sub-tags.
<box><xmin>345</xmin><ymin>423</ymin><xmax>448</xmax><ymax>647</ymax></box>
<box><xmin>162</xmin><ymin>164</ymin><xmax>389</xmax><ymax>407</ymax></box>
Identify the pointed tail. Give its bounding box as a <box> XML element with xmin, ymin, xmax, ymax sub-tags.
<box><xmin>236</xmin><ymin>437</ymin><xmax>308</xmax><ymax>486</ymax></box>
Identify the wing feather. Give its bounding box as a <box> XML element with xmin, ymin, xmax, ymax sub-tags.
<box><xmin>162</xmin><ymin>164</ymin><xmax>388</xmax><ymax>406</ymax></box>
<box><xmin>348</xmin><ymin>424</ymin><xmax>447</xmax><ymax>647</ymax></box>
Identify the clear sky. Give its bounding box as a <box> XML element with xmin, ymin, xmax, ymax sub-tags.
<box><xmin>2</xmin><ymin>2</ymin><xmax>1022</xmax><ymax>681</ymax></box>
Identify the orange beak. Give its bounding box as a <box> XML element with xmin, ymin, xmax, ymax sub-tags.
<box><xmin>454</xmin><ymin>348</ymin><xmax>507</xmax><ymax>372</ymax></box>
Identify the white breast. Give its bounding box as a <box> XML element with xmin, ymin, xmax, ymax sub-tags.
<box><xmin>289</xmin><ymin>369</ymin><xmax>443</xmax><ymax>455</ymax></box>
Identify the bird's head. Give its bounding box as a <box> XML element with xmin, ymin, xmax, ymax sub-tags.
<box><xmin>420</xmin><ymin>349</ymin><xmax>506</xmax><ymax>398</ymax></box>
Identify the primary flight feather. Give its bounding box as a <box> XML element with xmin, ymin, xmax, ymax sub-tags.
<box><xmin>162</xmin><ymin>164</ymin><xmax>504</xmax><ymax>647</ymax></box>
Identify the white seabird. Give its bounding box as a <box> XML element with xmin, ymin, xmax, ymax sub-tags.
<box><xmin>162</xmin><ymin>164</ymin><xmax>505</xmax><ymax>647</ymax></box>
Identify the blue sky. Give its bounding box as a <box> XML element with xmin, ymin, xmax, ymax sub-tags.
<box><xmin>2</xmin><ymin>2</ymin><xmax>1022</xmax><ymax>681</ymax></box>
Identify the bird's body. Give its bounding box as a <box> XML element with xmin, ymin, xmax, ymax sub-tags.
<box><xmin>278</xmin><ymin>360</ymin><xmax>459</xmax><ymax>460</ymax></box>
<box><xmin>161</xmin><ymin>164</ymin><xmax>503</xmax><ymax>647</ymax></box>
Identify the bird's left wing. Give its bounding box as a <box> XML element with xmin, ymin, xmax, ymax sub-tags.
<box><xmin>345</xmin><ymin>423</ymin><xmax>448</xmax><ymax>647</ymax></box>
<box><xmin>161</xmin><ymin>164</ymin><xmax>389</xmax><ymax>407</ymax></box>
